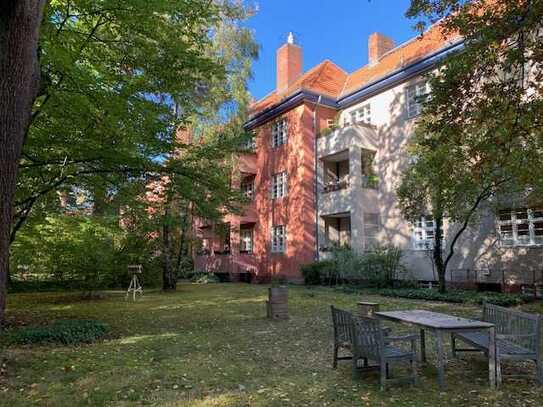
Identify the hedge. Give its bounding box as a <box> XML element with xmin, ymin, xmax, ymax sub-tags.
<box><xmin>13</xmin><ymin>319</ymin><xmax>109</xmax><ymax>345</ymax></box>
<box><xmin>378</xmin><ymin>288</ymin><xmax>528</xmax><ymax>307</ymax></box>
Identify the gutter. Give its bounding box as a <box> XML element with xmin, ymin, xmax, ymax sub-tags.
<box><xmin>313</xmin><ymin>95</ymin><xmax>322</xmax><ymax>262</ymax></box>
<box><xmin>244</xmin><ymin>40</ymin><xmax>464</xmax><ymax>130</ymax></box>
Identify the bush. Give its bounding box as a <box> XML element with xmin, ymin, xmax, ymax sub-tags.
<box><xmin>13</xmin><ymin>319</ymin><xmax>109</xmax><ymax>345</ymax></box>
<box><xmin>300</xmin><ymin>260</ymin><xmax>336</xmax><ymax>285</ymax></box>
<box><xmin>378</xmin><ymin>288</ymin><xmax>526</xmax><ymax>307</ymax></box>
<box><xmin>10</xmin><ymin>214</ymin><xmax>163</xmax><ymax>292</ymax></box>
<box><xmin>191</xmin><ymin>273</ymin><xmax>220</xmax><ymax>284</ymax></box>
<box><xmin>330</xmin><ymin>245</ymin><xmax>406</xmax><ymax>288</ymax></box>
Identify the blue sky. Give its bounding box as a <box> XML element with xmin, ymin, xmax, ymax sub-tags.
<box><xmin>246</xmin><ymin>0</ymin><xmax>418</xmax><ymax>100</ymax></box>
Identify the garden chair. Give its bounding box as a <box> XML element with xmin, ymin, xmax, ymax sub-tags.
<box><xmin>330</xmin><ymin>305</ymin><xmax>391</xmax><ymax>370</ymax></box>
<box><xmin>331</xmin><ymin>306</ymin><xmax>357</xmax><ymax>368</ymax></box>
<box><xmin>350</xmin><ymin>317</ymin><xmax>418</xmax><ymax>390</ymax></box>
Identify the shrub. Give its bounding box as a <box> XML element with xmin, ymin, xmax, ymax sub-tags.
<box><xmin>191</xmin><ymin>273</ymin><xmax>220</xmax><ymax>284</ymax></box>
<box><xmin>300</xmin><ymin>260</ymin><xmax>336</xmax><ymax>285</ymax></box>
<box><xmin>10</xmin><ymin>214</ymin><xmax>163</xmax><ymax>292</ymax></box>
<box><xmin>13</xmin><ymin>319</ymin><xmax>109</xmax><ymax>345</ymax></box>
<box><xmin>479</xmin><ymin>292</ymin><xmax>525</xmax><ymax>307</ymax></box>
<box><xmin>378</xmin><ymin>288</ymin><xmax>526</xmax><ymax>307</ymax></box>
<box><xmin>331</xmin><ymin>245</ymin><xmax>405</xmax><ymax>288</ymax></box>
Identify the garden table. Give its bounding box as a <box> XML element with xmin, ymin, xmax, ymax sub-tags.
<box><xmin>375</xmin><ymin>309</ymin><xmax>496</xmax><ymax>390</ymax></box>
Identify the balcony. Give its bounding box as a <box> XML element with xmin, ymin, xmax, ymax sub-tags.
<box><xmin>323</xmin><ymin>179</ymin><xmax>349</xmax><ymax>194</ymax></box>
<box><xmin>240</xmin><ymin>203</ymin><xmax>257</xmax><ymax>225</ymax></box>
<box><xmin>319</xmin><ymin>213</ymin><xmax>351</xmax><ymax>258</ymax></box>
<box><xmin>317</xmin><ymin>123</ymin><xmax>378</xmax><ymax>160</ymax></box>
<box><xmin>237</xmin><ymin>151</ymin><xmax>257</xmax><ymax>175</ymax></box>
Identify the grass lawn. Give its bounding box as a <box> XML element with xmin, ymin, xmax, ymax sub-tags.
<box><xmin>1</xmin><ymin>283</ymin><xmax>543</xmax><ymax>406</ymax></box>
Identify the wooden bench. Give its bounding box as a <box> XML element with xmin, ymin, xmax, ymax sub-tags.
<box><xmin>451</xmin><ymin>303</ymin><xmax>542</xmax><ymax>385</ymax></box>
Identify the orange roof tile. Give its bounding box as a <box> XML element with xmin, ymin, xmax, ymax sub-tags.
<box><xmin>249</xmin><ymin>60</ymin><xmax>347</xmax><ymax>116</ymax></box>
<box><xmin>341</xmin><ymin>24</ymin><xmax>461</xmax><ymax>97</ymax></box>
<box><xmin>249</xmin><ymin>23</ymin><xmax>461</xmax><ymax>118</ymax></box>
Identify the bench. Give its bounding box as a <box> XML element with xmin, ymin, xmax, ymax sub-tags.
<box><xmin>451</xmin><ymin>303</ymin><xmax>542</xmax><ymax>385</ymax></box>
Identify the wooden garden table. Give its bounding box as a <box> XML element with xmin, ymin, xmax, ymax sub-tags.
<box><xmin>375</xmin><ymin>309</ymin><xmax>496</xmax><ymax>390</ymax></box>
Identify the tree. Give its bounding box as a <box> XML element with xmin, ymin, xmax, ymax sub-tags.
<box><xmin>1</xmin><ymin>0</ymin><xmax>257</xmax><ymax>324</ymax></box>
<box><xmin>398</xmin><ymin>0</ymin><xmax>543</xmax><ymax>292</ymax></box>
<box><xmin>0</xmin><ymin>0</ymin><xmax>48</xmax><ymax>325</ymax></box>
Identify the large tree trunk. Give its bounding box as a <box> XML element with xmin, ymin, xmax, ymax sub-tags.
<box><xmin>162</xmin><ymin>206</ymin><xmax>176</xmax><ymax>291</ymax></box>
<box><xmin>0</xmin><ymin>1</ymin><xmax>47</xmax><ymax>326</ymax></box>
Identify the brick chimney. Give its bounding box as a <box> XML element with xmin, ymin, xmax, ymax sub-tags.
<box><xmin>368</xmin><ymin>32</ymin><xmax>395</xmax><ymax>65</ymax></box>
<box><xmin>276</xmin><ymin>32</ymin><xmax>302</xmax><ymax>94</ymax></box>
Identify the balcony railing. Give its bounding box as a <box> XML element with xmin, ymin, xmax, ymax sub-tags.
<box><xmin>323</xmin><ymin>179</ymin><xmax>349</xmax><ymax>193</ymax></box>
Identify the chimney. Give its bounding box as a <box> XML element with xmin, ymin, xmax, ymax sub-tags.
<box><xmin>368</xmin><ymin>32</ymin><xmax>395</xmax><ymax>65</ymax></box>
<box><xmin>276</xmin><ymin>32</ymin><xmax>303</xmax><ymax>94</ymax></box>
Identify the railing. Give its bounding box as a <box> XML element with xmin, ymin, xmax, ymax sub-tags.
<box><xmin>323</xmin><ymin>179</ymin><xmax>349</xmax><ymax>193</ymax></box>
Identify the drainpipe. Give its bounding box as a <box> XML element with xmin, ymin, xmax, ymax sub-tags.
<box><xmin>313</xmin><ymin>95</ymin><xmax>322</xmax><ymax>262</ymax></box>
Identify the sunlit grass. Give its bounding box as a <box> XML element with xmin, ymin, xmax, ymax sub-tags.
<box><xmin>1</xmin><ymin>283</ymin><xmax>542</xmax><ymax>406</ymax></box>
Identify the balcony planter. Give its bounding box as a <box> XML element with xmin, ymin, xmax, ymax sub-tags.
<box><xmin>362</xmin><ymin>174</ymin><xmax>379</xmax><ymax>189</ymax></box>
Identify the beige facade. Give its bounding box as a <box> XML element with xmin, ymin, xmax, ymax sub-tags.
<box><xmin>317</xmin><ymin>74</ymin><xmax>543</xmax><ymax>288</ymax></box>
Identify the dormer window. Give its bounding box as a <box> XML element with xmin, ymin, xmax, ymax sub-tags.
<box><xmin>406</xmin><ymin>81</ymin><xmax>431</xmax><ymax>118</ymax></box>
<box><xmin>272</xmin><ymin>119</ymin><xmax>288</xmax><ymax>148</ymax></box>
<box><xmin>349</xmin><ymin>104</ymin><xmax>371</xmax><ymax>125</ymax></box>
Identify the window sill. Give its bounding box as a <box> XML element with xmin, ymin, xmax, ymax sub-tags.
<box><xmin>499</xmin><ymin>243</ymin><xmax>543</xmax><ymax>249</ymax></box>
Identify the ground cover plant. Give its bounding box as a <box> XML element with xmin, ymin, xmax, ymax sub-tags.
<box><xmin>1</xmin><ymin>283</ymin><xmax>543</xmax><ymax>406</ymax></box>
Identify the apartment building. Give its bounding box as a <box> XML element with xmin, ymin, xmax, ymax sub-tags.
<box><xmin>194</xmin><ymin>25</ymin><xmax>543</xmax><ymax>290</ymax></box>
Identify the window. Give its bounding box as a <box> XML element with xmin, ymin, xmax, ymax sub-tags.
<box><xmin>349</xmin><ymin>104</ymin><xmax>371</xmax><ymax>125</ymax></box>
<box><xmin>215</xmin><ymin>223</ymin><xmax>231</xmax><ymax>255</ymax></box>
<box><xmin>412</xmin><ymin>215</ymin><xmax>437</xmax><ymax>250</ymax></box>
<box><xmin>406</xmin><ymin>81</ymin><xmax>431</xmax><ymax>118</ymax></box>
<box><xmin>240</xmin><ymin>228</ymin><xmax>254</xmax><ymax>254</ymax></box>
<box><xmin>361</xmin><ymin>149</ymin><xmax>378</xmax><ymax>189</ymax></box>
<box><xmin>241</xmin><ymin>178</ymin><xmax>254</xmax><ymax>200</ymax></box>
<box><xmin>498</xmin><ymin>208</ymin><xmax>543</xmax><ymax>247</ymax></box>
<box><xmin>272</xmin><ymin>119</ymin><xmax>288</xmax><ymax>148</ymax></box>
<box><xmin>271</xmin><ymin>172</ymin><xmax>287</xmax><ymax>199</ymax></box>
<box><xmin>364</xmin><ymin>213</ymin><xmax>380</xmax><ymax>249</ymax></box>
<box><xmin>271</xmin><ymin>225</ymin><xmax>286</xmax><ymax>253</ymax></box>
<box><xmin>241</xmin><ymin>135</ymin><xmax>256</xmax><ymax>151</ymax></box>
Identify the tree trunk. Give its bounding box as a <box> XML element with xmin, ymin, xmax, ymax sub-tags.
<box><xmin>0</xmin><ymin>1</ymin><xmax>47</xmax><ymax>326</ymax></box>
<box><xmin>433</xmin><ymin>214</ymin><xmax>446</xmax><ymax>293</ymax></box>
<box><xmin>162</xmin><ymin>207</ymin><xmax>176</xmax><ymax>291</ymax></box>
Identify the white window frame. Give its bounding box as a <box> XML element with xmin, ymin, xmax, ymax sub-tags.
<box><xmin>406</xmin><ymin>81</ymin><xmax>431</xmax><ymax>119</ymax></box>
<box><xmin>271</xmin><ymin>119</ymin><xmax>288</xmax><ymax>148</ymax></box>
<box><xmin>349</xmin><ymin>104</ymin><xmax>371</xmax><ymax>125</ymax></box>
<box><xmin>240</xmin><ymin>228</ymin><xmax>254</xmax><ymax>254</ymax></box>
<box><xmin>412</xmin><ymin>215</ymin><xmax>438</xmax><ymax>250</ymax></box>
<box><xmin>271</xmin><ymin>172</ymin><xmax>287</xmax><ymax>199</ymax></box>
<box><xmin>271</xmin><ymin>225</ymin><xmax>286</xmax><ymax>253</ymax></box>
<box><xmin>497</xmin><ymin>208</ymin><xmax>543</xmax><ymax>247</ymax></box>
<box><xmin>241</xmin><ymin>135</ymin><xmax>256</xmax><ymax>151</ymax></box>
<box><xmin>240</xmin><ymin>179</ymin><xmax>254</xmax><ymax>200</ymax></box>
<box><xmin>364</xmin><ymin>213</ymin><xmax>380</xmax><ymax>250</ymax></box>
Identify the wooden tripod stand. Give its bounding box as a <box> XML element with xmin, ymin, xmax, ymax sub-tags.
<box><xmin>126</xmin><ymin>265</ymin><xmax>143</xmax><ymax>300</ymax></box>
